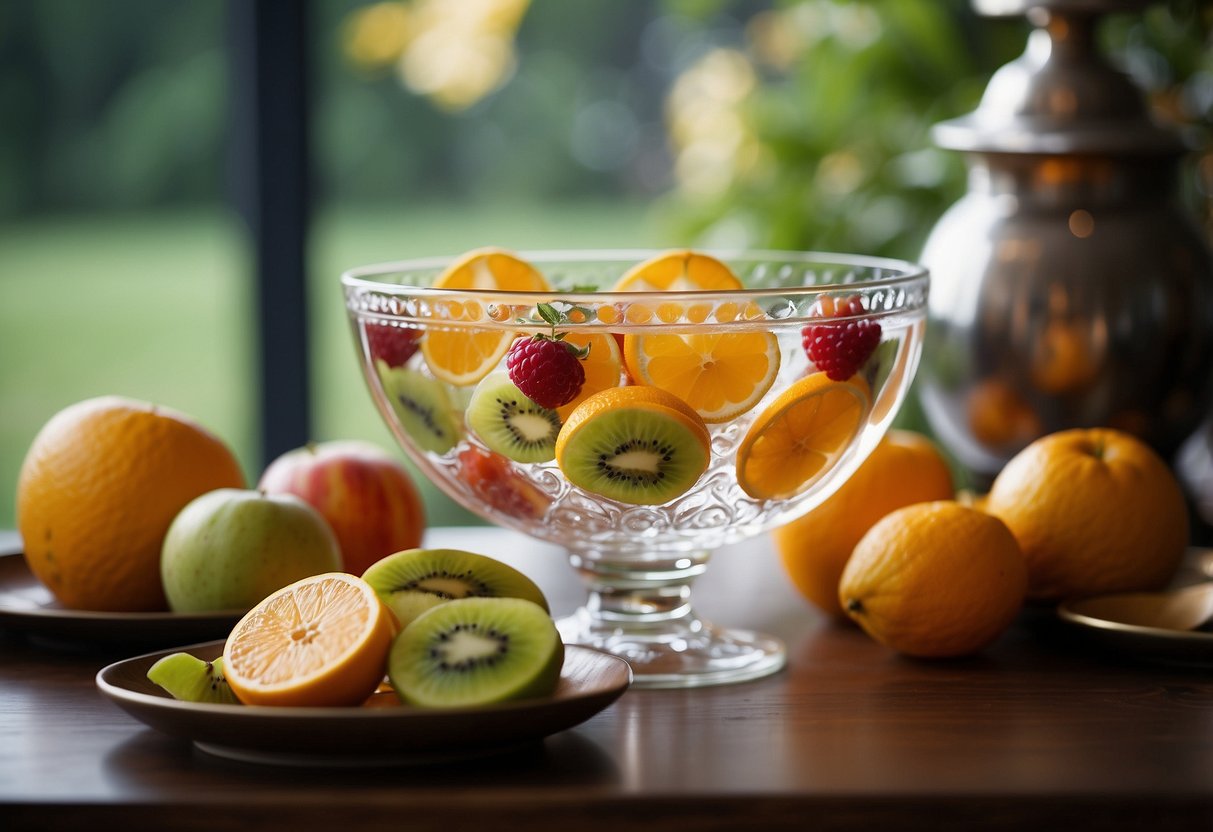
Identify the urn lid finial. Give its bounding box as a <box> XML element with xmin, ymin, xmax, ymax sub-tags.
<box><xmin>933</xmin><ymin>0</ymin><xmax>1184</xmax><ymax>155</ymax></box>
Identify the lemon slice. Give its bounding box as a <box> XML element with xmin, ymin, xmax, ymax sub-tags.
<box><xmin>622</xmin><ymin>331</ymin><xmax>781</xmax><ymax>423</ymax></box>
<box><xmin>420</xmin><ymin>248</ymin><xmax>550</xmax><ymax>386</ymax></box>
<box><xmin>736</xmin><ymin>373</ymin><xmax>871</xmax><ymax>500</ymax></box>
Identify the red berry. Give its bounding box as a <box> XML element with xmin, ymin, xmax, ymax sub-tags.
<box><xmin>366</xmin><ymin>323</ymin><xmax>420</xmax><ymax>368</ymax></box>
<box><xmin>801</xmin><ymin>299</ymin><xmax>882</xmax><ymax>382</ymax></box>
<box><xmin>506</xmin><ymin>336</ymin><xmax>586</xmax><ymax>409</ymax></box>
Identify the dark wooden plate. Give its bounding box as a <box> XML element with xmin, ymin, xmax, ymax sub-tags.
<box><xmin>0</xmin><ymin>553</ymin><xmax>241</xmax><ymax>648</ymax></box>
<box><xmin>1058</xmin><ymin>596</ymin><xmax>1213</xmax><ymax>668</ymax></box>
<box><xmin>96</xmin><ymin>640</ymin><xmax>632</xmax><ymax>766</ymax></box>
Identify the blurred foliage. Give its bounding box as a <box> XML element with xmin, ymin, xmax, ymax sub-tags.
<box><xmin>0</xmin><ymin>0</ymin><xmax>227</xmax><ymax>217</ymax></box>
<box><xmin>660</xmin><ymin>0</ymin><xmax>1213</xmax><ymax>261</ymax></box>
<box><xmin>1</xmin><ymin>0</ymin><xmax>1208</xmax><ymax>249</ymax></box>
<box><xmin>1103</xmin><ymin>1</ymin><xmax>1213</xmax><ymax>240</ymax></box>
<box><xmin>661</xmin><ymin>0</ymin><xmax>1017</xmax><ymax>259</ymax></box>
<box><xmin>0</xmin><ymin>0</ymin><xmax>672</xmax><ymax>218</ymax></box>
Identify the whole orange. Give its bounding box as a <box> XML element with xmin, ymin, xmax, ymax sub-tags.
<box><xmin>16</xmin><ymin>396</ymin><xmax>246</xmax><ymax>611</ymax></box>
<box><xmin>839</xmin><ymin>501</ymin><xmax>1027</xmax><ymax>658</ymax></box>
<box><xmin>773</xmin><ymin>430</ymin><xmax>955</xmax><ymax>618</ymax></box>
<box><xmin>983</xmin><ymin>428</ymin><xmax>1188</xmax><ymax>601</ymax></box>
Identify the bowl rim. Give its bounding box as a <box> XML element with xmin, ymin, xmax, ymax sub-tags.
<box><xmin>340</xmin><ymin>248</ymin><xmax>929</xmax><ymax>302</ymax></box>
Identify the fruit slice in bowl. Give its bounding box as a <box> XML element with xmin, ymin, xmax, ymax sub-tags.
<box><xmin>736</xmin><ymin>373</ymin><xmax>871</xmax><ymax>500</ymax></box>
<box><xmin>420</xmin><ymin>248</ymin><xmax>552</xmax><ymax>387</ymax></box>
<box><xmin>466</xmin><ymin>372</ymin><xmax>563</xmax><ymax>464</ymax></box>
<box><xmin>555</xmin><ymin>332</ymin><xmax>625</xmax><ymax>421</ymax></box>
<box><xmin>622</xmin><ymin>331</ymin><xmax>781</xmax><ymax>424</ymax></box>
<box><xmin>611</xmin><ymin>249</ymin><xmax>743</xmax><ymax>293</ymax></box>
<box><xmin>555</xmin><ymin>386</ymin><xmax>710</xmax><ymax>506</ymax></box>
<box><xmin>611</xmin><ymin>249</ymin><xmax>745</xmax><ymax>325</ymax></box>
<box><xmin>376</xmin><ymin>362</ymin><xmax>463</xmax><ymax>454</ymax></box>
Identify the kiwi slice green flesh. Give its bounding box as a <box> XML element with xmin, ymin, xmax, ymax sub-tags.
<box><xmin>388</xmin><ymin>597</ymin><xmax>564</xmax><ymax>708</ymax></box>
<box><xmin>559</xmin><ymin>405</ymin><xmax>709</xmax><ymax>506</ymax></box>
<box><xmin>146</xmin><ymin>652</ymin><xmax>240</xmax><ymax>705</ymax></box>
<box><xmin>376</xmin><ymin>361</ymin><xmax>461</xmax><ymax>454</ymax></box>
<box><xmin>362</xmin><ymin>547</ymin><xmax>549</xmax><ymax>630</ymax></box>
<box><xmin>466</xmin><ymin>372</ymin><xmax>561</xmax><ymax>463</ymax></box>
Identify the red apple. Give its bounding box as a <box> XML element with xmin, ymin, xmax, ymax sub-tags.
<box><xmin>258</xmin><ymin>440</ymin><xmax>426</xmax><ymax>575</ymax></box>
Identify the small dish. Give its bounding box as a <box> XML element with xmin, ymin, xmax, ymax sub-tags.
<box><xmin>1057</xmin><ymin>592</ymin><xmax>1213</xmax><ymax>668</ymax></box>
<box><xmin>96</xmin><ymin>640</ymin><xmax>632</xmax><ymax>766</ymax></box>
<box><xmin>0</xmin><ymin>553</ymin><xmax>240</xmax><ymax>648</ymax></box>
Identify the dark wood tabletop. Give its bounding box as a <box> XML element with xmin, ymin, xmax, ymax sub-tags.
<box><xmin>2</xmin><ymin>526</ymin><xmax>1211</xmax><ymax>831</ymax></box>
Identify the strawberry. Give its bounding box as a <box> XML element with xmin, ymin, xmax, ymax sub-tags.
<box><xmin>366</xmin><ymin>323</ymin><xmax>420</xmax><ymax>368</ymax></box>
<box><xmin>801</xmin><ymin>296</ymin><xmax>882</xmax><ymax>382</ymax></box>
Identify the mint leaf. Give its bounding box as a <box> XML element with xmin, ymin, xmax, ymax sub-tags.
<box><xmin>536</xmin><ymin>302</ymin><xmax>562</xmax><ymax>327</ymax></box>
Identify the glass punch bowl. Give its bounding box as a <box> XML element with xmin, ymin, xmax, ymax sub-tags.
<box><xmin>343</xmin><ymin>250</ymin><xmax>929</xmax><ymax>688</ymax></box>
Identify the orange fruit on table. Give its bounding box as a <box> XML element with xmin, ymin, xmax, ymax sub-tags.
<box><xmin>839</xmin><ymin>501</ymin><xmax>1027</xmax><ymax>658</ymax></box>
<box><xmin>773</xmin><ymin>430</ymin><xmax>955</xmax><ymax>618</ymax></box>
<box><xmin>983</xmin><ymin>427</ymin><xmax>1189</xmax><ymax>601</ymax></box>
<box><xmin>421</xmin><ymin>248</ymin><xmax>551</xmax><ymax>386</ymax></box>
<box><xmin>623</xmin><ymin>331</ymin><xmax>781</xmax><ymax>423</ymax></box>
<box><xmin>223</xmin><ymin>572</ymin><xmax>395</xmax><ymax>707</ymax></box>
<box><xmin>16</xmin><ymin>396</ymin><xmax>246</xmax><ymax>611</ymax></box>
<box><xmin>736</xmin><ymin>373</ymin><xmax>870</xmax><ymax>500</ymax></box>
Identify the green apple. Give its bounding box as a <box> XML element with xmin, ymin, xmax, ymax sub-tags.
<box><xmin>161</xmin><ymin>488</ymin><xmax>342</xmax><ymax>613</ymax></box>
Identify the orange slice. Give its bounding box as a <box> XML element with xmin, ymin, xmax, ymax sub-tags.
<box><xmin>736</xmin><ymin>373</ymin><xmax>871</xmax><ymax>500</ymax></box>
<box><xmin>623</xmin><ymin>332</ymin><xmax>781</xmax><ymax>423</ymax></box>
<box><xmin>222</xmin><ymin>573</ymin><xmax>395</xmax><ymax>707</ymax></box>
<box><xmin>555</xmin><ymin>332</ymin><xmax>624</xmax><ymax>421</ymax></box>
<box><xmin>612</xmin><ymin>250</ymin><xmax>743</xmax><ymax>292</ymax></box>
<box><xmin>612</xmin><ymin>250</ymin><xmax>744</xmax><ymax>325</ymax></box>
<box><xmin>421</xmin><ymin>248</ymin><xmax>551</xmax><ymax>386</ymax></box>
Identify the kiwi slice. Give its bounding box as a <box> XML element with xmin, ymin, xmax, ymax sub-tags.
<box><xmin>388</xmin><ymin>597</ymin><xmax>564</xmax><ymax>708</ymax></box>
<box><xmin>146</xmin><ymin>652</ymin><xmax>240</xmax><ymax>705</ymax></box>
<box><xmin>466</xmin><ymin>372</ymin><xmax>561</xmax><ymax>463</ymax></box>
<box><xmin>362</xmin><ymin>547</ymin><xmax>549</xmax><ymax>630</ymax></box>
<box><xmin>376</xmin><ymin>360</ymin><xmax>462</xmax><ymax>454</ymax></box>
<box><xmin>555</xmin><ymin>397</ymin><xmax>710</xmax><ymax>505</ymax></box>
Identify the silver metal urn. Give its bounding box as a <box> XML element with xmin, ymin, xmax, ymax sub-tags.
<box><xmin>918</xmin><ymin>0</ymin><xmax>1213</xmax><ymax>483</ymax></box>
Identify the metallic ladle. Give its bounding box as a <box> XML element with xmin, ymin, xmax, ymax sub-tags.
<box><xmin>1068</xmin><ymin>582</ymin><xmax>1213</xmax><ymax>632</ymax></box>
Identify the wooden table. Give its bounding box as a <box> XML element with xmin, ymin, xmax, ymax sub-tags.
<box><xmin>2</xmin><ymin>526</ymin><xmax>1211</xmax><ymax>831</ymax></box>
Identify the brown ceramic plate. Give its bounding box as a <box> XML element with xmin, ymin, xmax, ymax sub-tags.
<box><xmin>1056</xmin><ymin>547</ymin><xmax>1213</xmax><ymax>668</ymax></box>
<box><xmin>96</xmin><ymin>640</ymin><xmax>632</xmax><ymax>766</ymax></box>
<box><xmin>0</xmin><ymin>553</ymin><xmax>241</xmax><ymax>648</ymax></box>
<box><xmin>1057</xmin><ymin>595</ymin><xmax>1213</xmax><ymax>668</ymax></box>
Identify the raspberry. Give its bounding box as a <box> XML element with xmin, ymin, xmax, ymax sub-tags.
<box><xmin>801</xmin><ymin>298</ymin><xmax>882</xmax><ymax>382</ymax></box>
<box><xmin>506</xmin><ymin>335</ymin><xmax>586</xmax><ymax>409</ymax></box>
<box><xmin>366</xmin><ymin>323</ymin><xmax>420</xmax><ymax>368</ymax></box>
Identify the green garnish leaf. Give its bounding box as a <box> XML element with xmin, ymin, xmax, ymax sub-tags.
<box><xmin>536</xmin><ymin>302</ymin><xmax>562</xmax><ymax>327</ymax></box>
